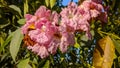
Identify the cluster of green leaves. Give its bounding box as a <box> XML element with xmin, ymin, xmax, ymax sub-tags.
<box><xmin>0</xmin><ymin>0</ymin><xmax>120</xmax><ymax>68</ymax></box>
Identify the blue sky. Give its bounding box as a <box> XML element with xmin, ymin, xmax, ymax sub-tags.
<box><xmin>62</xmin><ymin>0</ymin><xmax>78</xmax><ymax>6</ymax></box>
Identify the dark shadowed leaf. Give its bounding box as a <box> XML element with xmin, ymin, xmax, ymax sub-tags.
<box><xmin>0</xmin><ymin>18</ymin><xmax>10</xmax><ymax>28</ymax></box>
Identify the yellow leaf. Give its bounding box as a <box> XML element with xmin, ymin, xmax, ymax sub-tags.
<box><xmin>45</xmin><ymin>0</ymin><xmax>49</xmax><ymax>7</ymax></box>
<box><xmin>74</xmin><ymin>37</ymin><xmax>80</xmax><ymax>48</ymax></box>
<box><xmin>93</xmin><ymin>36</ymin><xmax>115</xmax><ymax>68</ymax></box>
<box><xmin>24</xmin><ymin>0</ymin><xmax>28</xmax><ymax>15</ymax></box>
<box><xmin>50</xmin><ymin>0</ymin><xmax>56</xmax><ymax>8</ymax></box>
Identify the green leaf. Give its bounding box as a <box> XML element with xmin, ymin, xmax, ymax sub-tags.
<box><xmin>50</xmin><ymin>55</ymin><xmax>54</xmax><ymax>65</ymax></box>
<box><xmin>43</xmin><ymin>60</ymin><xmax>50</xmax><ymax>68</ymax></box>
<box><xmin>9</xmin><ymin>5</ymin><xmax>22</xmax><ymax>17</ymax></box>
<box><xmin>38</xmin><ymin>59</ymin><xmax>46</xmax><ymax>67</ymax></box>
<box><xmin>17</xmin><ymin>19</ymin><xmax>26</xmax><ymax>25</ymax></box>
<box><xmin>10</xmin><ymin>28</ymin><xmax>23</xmax><ymax>62</ymax></box>
<box><xmin>0</xmin><ymin>32</ymin><xmax>14</xmax><ymax>53</ymax></box>
<box><xmin>90</xmin><ymin>30</ymin><xmax>95</xmax><ymax>37</ymax></box>
<box><xmin>50</xmin><ymin>0</ymin><xmax>56</xmax><ymax>8</ymax></box>
<box><xmin>74</xmin><ymin>37</ymin><xmax>80</xmax><ymax>48</ymax></box>
<box><xmin>0</xmin><ymin>52</ymin><xmax>9</xmax><ymax>62</ymax></box>
<box><xmin>60</xmin><ymin>57</ymin><xmax>64</xmax><ymax>63</ymax></box>
<box><xmin>45</xmin><ymin>0</ymin><xmax>49</xmax><ymax>7</ymax></box>
<box><xmin>80</xmin><ymin>35</ymin><xmax>88</xmax><ymax>41</ymax></box>
<box><xmin>17</xmin><ymin>58</ymin><xmax>30</xmax><ymax>68</ymax></box>
<box><xmin>0</xmin><ymin>37</ymin><xmax>4</xmax><ymax>46</ymax></box>
<box><xmin>112</xmin><ymin>39</ymin><xmax>120</xmax><ymax>54</ymax></box>
<box><xmin>24</xmin><ymin>0</ymin><xmax>29</xmax><ymax>15</ymax></box>
<box><xmin>74</xmin><ymin>42</ymin><xmax>80</xmax><ymax>48</ymax></box>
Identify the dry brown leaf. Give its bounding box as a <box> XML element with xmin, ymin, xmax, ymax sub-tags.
<box><xmin>93</xmin><ymin>36</ymin><xmax>115</xmax><ymax>68</ymax></box>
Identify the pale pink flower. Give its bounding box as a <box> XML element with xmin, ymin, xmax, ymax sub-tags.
<box><xmin>21</xmin><ymin>16</ymin><xmax>37</xmax><ymax>34</ymax></box>
<box><xmin>60</xmin><ymin>2</ymin><xmax>91</xmax><ymax>39</ymax></box>
<box><xmin>27</xmin><ymin>44</ymin><xmax>49</xmax><ymax>58</ymax></box>
<box><xmin>28</xmin><ymin>29</ymin><xmax>40</xmax><ymax>41</ymax></box>
<box><xmin>24</xmin><ymin>14</ymin><xmax>33</xmax><ymax>21</ymax></box>
<box><xmin>37</xmin><ymin>45</ymin><xmax>49</xmax><ymax>58</ymax></box>
<box><xmin>27</xmin><ymin>44</ymin><xmax>39</xmax><ymax>53</ymax></box>
<box><xmin>80</xmin><ymin>0</ymin><xmax>104</xmax><ymax>18</ymax></box>
<box><xmin>21</xmin><ymin>1</ymin><xmax>108</xmax><ymax>59</ymax></box>
<box><xmin>48</xmin><ymin>37</ymin><xmax>60</xmax><ymax>54</ymax></box>
<box><xmin>35</xmin><ymin>6</ymin><xmax>51</xmax><ymax>19</ymax></box>
<box><xmin>59</xmin><ymin>20</ymin><xmax>75</xmax><ymax>53</ymax></box>
<box><xmin>60</xmin><ymin>2</ymin><xmax>78</xmax><ymax>31</ymax></box>
<box><xmin>90</xmin><ymin>9</ymin><xmax>100</xmax><ymax>18</ymax></box>
<box><xmin>21</xmin><ymin>6</ymin><xmax>60</xmax><ymax>58</ymax></box>
<box><xmin>51</xmin><ymin>11</ymin><xmax>60</xmax><ymax>26</ymax></box>
<box><xmin>21</xmin><ymin>6</ymin><xmax>59</xmax><ymax>34</ymax></box>
<box><xmin>60</xmin><ymin>32</ymin><xmax>75</xmax><ymax>53</ymax></box>
<box><xmin>28</xmin><ymin>21</ymin><xmax>58</xmax><ymax>44</ymax></box>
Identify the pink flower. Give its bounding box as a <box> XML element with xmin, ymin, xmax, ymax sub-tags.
<box><xmin>24</xmin><ymin>14</ymin><xmax>33</xmax><ymax>21</ymax></box>
<box><xmin>76</xmin><ymin>20</ymin><xmax>91</xmax><ymax>39</ymax></box>
<box><xmin>27</xmin><ymin>44</ymin><xmax>49</xmax><ymax>58</ymax></box>
<box><xmin>80</xmin><ymin>0</ymin><xmax>104</xmax><ymax>18</ymax></box>
<box><xmin>97</xmin><ymin>12</ymin><xmax>108</xmax><ymax>23</ymax></box>
<box><xmin>21</xmin><ymin>16</ymin><xmax>37</xmax><ymax>34</ymax></box>
<box><xmin>37</xmin><ymin>45</ymin><xmax>49</xmax><ymax>58</ymax></box>
<box><xmin>60</xmin><ymin>2</ymin><xmax>78</xmax><ymax>31</ymax></box>
<box><xmin>48</xmin><ymin>37</ymin><xmax>60</xmax><ymax>54</ymax></box>
<box><xmin>90</xmin><ymin>9</ymin><xmax>100</xmax><ymax>18</ymax></box>
<box><xmin>21</xmin><ymin>1</ymin><xmax>108</xmax><ymax>59</ymax></box>
<box><xmin>29</xmin><ymin>21</ymin><xmax>58</xmax><ymax>44</ymax></box>
<box><xmin>60</xmin><ymin>2</ymin><xmax>91</xmax><ymax>39</ymax></box>
<box><xmin>35</xmin><ymin>6</ymin><xmax>51</xmax><ymax>19</ymax></box>
<box><xmin>60</xmin><ymin>32</ymin><xmax>75</xmax><ymax>53</ymax></box>
<box><xmin>21</xmin><ymin>6</ymin><xmax>59</xmax><ymax>34</ymax></box>
<box><xmin>51</xmin><ymin>11</ymin><xmax>60</xmax><ymax>26</ymax></box>
<box><xmin>26</xmin><ymin>21</ymin><xmax>60</xmax><ymax>58</ymax></box>
<box><xmin>21</xmin><ymin>6</ymin><xmax>60</xmax><ymax>58</ymax></box>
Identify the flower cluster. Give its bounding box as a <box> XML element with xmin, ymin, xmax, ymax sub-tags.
<box><xmin>21</xmin><ymin>0</ymin><xmax>108</xmax><ymax>58</ymax></box>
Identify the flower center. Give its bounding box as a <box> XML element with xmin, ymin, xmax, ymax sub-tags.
<box><xmin>29</xmin><ymin>23</ymin><xmax>35</xmax><ymax>29</ymax></box>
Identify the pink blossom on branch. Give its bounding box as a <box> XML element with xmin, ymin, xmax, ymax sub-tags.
<box><xmin>21</xmin><ymin>6</ymin><xmax>60</xmax><ymax>58</ymax></box>
<box><xmin>27</xmin><ymin>44</ymin><xmax>49</xmax><ymax>58</ymax></box>
<box><xmin>21</xmin><ymin>5</ymin><xmax>75</xmax><ymax>58</ymax></box>
<box><xmin>60</xmin><ymin>32</ymin><xmax>75</xmax><ymax>53</ymax></box>
<box><xmin>80</xmin><ymin>0</ymin><xmax>108</xmax><ymax>22</ymax></box>
<box><xmin>21</xmin><ymin>0</ymin><xmax>108</xmax><ymax>58</ymax></box>
<box><xmin>60</xmin><ymin>2</ymin><xmax>91</xmax><ymax>39</ymax></box>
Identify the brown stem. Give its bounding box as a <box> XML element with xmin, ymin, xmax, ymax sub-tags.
<box><xmin>78</xmin><ymin>0</ymin><xmax>84</xmax><ymax>5</ymax></box>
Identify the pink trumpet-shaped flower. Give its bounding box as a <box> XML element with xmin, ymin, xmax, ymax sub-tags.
<box><xmin>21</xmin><ymin>1</ymin><xmax>108</xmax><ymax>58</ymax></box>
<box><xmin>60</xmin><ymin>2</ymin><xmax>91</xmax><ymax>39</ymax></box>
